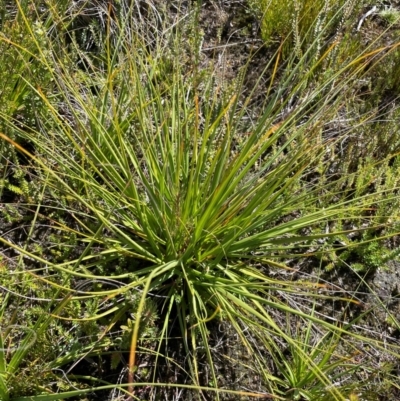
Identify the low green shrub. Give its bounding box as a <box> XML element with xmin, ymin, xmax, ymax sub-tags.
<box><xmin>250</xmin><ymin>0</ymin><xmax>364</xmax><ymax>56</ymax></box>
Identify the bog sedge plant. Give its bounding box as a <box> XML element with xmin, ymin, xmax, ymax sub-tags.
<box><xmin>268</xmin><ymin>312</ymin><xmax>361</xmax><ymax>401</ymax></box>
<box><xmin>1</xmin><ymin>1</ymin><xmax>400</xmax><ymax>400</ymax></box>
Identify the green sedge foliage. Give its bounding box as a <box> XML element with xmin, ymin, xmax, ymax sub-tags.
<box><xmin>1</xmin><ymin>1</ymin><xmax>400</xmax><ymax>400</ymax></box>
<box><xmin>269</xmin><ymin>312</ymin><xmax>362</xmax><ymax>401</ymax></box>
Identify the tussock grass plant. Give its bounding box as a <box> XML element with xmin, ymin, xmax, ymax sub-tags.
<box><xmin>1</xmin><ymin>1</ymin><xmax>400</xmax><ymax>400</ymax></box>
<box><xmin>268</xmin><ymin>312</ymin><xmax>363</xmax><ymax>401</ymax></box>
